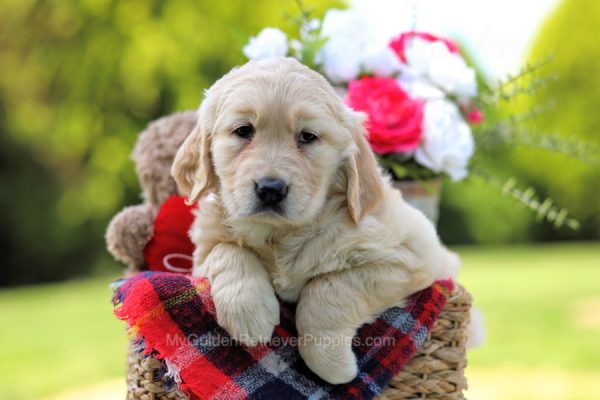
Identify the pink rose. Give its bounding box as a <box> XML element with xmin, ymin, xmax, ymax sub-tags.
<box><xmin>346</xmin><ymin>77</ymin><xmax>424</xmax><ymax>154</ymax></box>
<box><xmin>390</xmin><ymin>31</ymin><xmax>459</xmax><ymax>63</ymax></box>
<box><xmin>467</xmin><ymin>107</ymin><xmax>484</xmax><ymax>124</ymax></box>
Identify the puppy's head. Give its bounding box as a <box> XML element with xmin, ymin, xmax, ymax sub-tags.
<box><xmin>172</xmin><ymin>57</ymin><xmax>383</xmax><ymax>225</ymax></box>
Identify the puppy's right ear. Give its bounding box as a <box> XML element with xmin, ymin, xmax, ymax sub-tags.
<box><xmin>171</xmin><ymin>114</ymin><xmax>217</xmax><ymax>204</ymax></box>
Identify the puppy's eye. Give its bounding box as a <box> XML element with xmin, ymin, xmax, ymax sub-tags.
<box><xmin>298</xmin><ymin>131</ymin><xmax>319</xmax><ymax>144</ymax></box>
<box><xmin>232</xmin><ymin>124</ymin><xmax>254</xmax><ymax>139</ymax></box>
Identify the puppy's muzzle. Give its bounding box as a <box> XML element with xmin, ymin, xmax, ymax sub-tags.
<box><xmin>255</xmin><ymin>177</ymin><xmax>288</xmax><ymax>207</ymax></box>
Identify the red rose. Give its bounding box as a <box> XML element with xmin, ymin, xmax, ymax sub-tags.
<box><xmin>390</xmin><ymin>31</ymin><xmax>459</xmax><ymax>63</ymax></box>
<box><xmin>346</xmin><ymin>77</ymin><xmax>424</xmax><ymax>154</ymax></box>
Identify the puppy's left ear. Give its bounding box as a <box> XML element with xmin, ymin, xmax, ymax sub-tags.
<box><xmin>344</xmin><ymin>113</ymin><xmax>385</xmax><ymax>224</ymax></box>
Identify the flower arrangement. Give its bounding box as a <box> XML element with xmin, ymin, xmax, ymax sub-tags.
<box><xmin>243</xmin><ymin>8</ymin><xmax>481</xmax><ymax>183</ymax></box>
<box><xmin>241</xmin><ymin>6</ymin><xmax>590</xmax><ymax>229</ymax></box>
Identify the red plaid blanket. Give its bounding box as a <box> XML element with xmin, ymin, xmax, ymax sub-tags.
<box><xmin>113</xmin><ymin>271</ymin><xmax>452</xmax><ymax>400</ymax></box>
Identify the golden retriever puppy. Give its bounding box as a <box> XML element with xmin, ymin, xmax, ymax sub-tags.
<box><xmin>172</xmin><ymin>57</ymin><xmax>457</xmax><ymax>384</ymax></box>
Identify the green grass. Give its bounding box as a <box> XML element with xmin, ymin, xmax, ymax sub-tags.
<box><xmin>458</xmin><ymin>243</ymin><xmax>600</xmax><ymax>372</ymax></box>
<box><xmin>0</xmin><ymin>274</ymin><xmax>127</xmax><ymax>400</ymax></box>
<box><xmin>0</xmin><ymin>243</ymin><xmax>599</xmax><ymax>399</ymax></box>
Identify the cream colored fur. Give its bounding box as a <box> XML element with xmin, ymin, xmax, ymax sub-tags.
<box><xmin>172</xmin><ymin>58</ymin><xmax>458</xmax><ymax>384</ymax></box>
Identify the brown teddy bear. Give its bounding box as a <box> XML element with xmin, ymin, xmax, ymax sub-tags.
<box><xmin>105</xmin><ymin>110</ymin><xmax>198</xmax><ymax>273</ymax></box>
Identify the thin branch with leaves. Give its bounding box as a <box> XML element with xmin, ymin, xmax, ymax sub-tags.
<box><xmin>471</xmin><ymin>169</ymin><xmax>580</xmax><ymax>230</ymax></box>
<box><xmin>479</xmin><ymin>57</ymin><xmax>557</xmax><ymax>105</ymax></box>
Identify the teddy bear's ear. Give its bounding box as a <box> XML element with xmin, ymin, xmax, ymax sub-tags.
<box><xmin>171</xmin><ymin>109</ymin><xmax>217</xmax><ymax>205</ymax></box>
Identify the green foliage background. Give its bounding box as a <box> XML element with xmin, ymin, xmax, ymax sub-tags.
<box><xmin>0</xmin><ymin>0</ymin><xmax>597</xmax><ymax>286</ymax></box>
<box><xmin>438</xmin><ymin>0</ymin><xmax>600</xmax><ymax>245</ymax></box>
<box><xmin>507</xmin><ymin>0</ymin><xmax>600</xmax><ymax>239</ymax></box>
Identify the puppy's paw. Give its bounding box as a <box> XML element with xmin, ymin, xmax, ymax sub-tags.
<box><xmin>213</xmin><ymin>287</ymin><xmax>280</xmax><ymax>346</ymax></box>
<box><xmin>299</xmin><ymin>331</ymin><xmax>358</xmax><ymax>384</ymax></box>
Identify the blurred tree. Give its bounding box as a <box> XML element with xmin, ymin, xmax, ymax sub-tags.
<box><xmin>0</xmin><ymin>0</ymin><xmax>342</xmax><ymax>286</ymax></box>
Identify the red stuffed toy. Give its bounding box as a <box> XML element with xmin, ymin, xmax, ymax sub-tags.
<box><xmin>105</xmin><ymin>111</ymin><xmax>200</xmax><ymax>274</ymax></box>
<box><xmin>143</xmin><ymin>195</ymin><xmax>197</xmax><ymax>273</ymax></box>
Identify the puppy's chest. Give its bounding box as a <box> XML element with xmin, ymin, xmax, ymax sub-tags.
<box><xmin>251</xmin><ymin>243</ymin><xmax>307</xmax><ymax>302</ymax></box>
<box><xmin>252</xmin><ymin>235</ymin><xmax>349</xmax><ymax>302</ymax></box>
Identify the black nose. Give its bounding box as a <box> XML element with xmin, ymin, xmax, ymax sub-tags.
<box><xmin>256</xmin><ymin>177</ymin><xmax>288</xmax><ymax>205</ymax></box>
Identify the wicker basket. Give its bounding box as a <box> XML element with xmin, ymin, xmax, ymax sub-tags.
<box><xmin>126</xmin><ymin>285</ymin><xmax>471</xmax><ymax>400</ymax></box>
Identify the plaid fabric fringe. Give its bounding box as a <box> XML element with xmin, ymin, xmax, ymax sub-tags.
<box><xmin>113</xmin><ymin>271</ymin><xmax>452</xmax><ymax>400</ymax></box>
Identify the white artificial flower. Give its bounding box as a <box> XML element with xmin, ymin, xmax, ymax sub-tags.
<box><xmin>315</xmin><ymin>9</ymin><xmax>401</xmax><ymax>82</ymax></box>
<box><xmin>415</xmin><ymin>99</ymin><xmax>475</xmax><ymax>181</ymax></box>
<box><xmin>403</xmin><ymin>38</ymin><xmax>477</xmax><ymax>101</ymax></box>
<box><xmin>398</xmin><ymin>72</ymin><xmax>446</xmax><ymax>100</ymax></box>
<box><xmin>363</xmin><ymin>46</ymin><xmax>401</xmax><ymax>77</ymax></box>
<box><xmin>317</xmin><ymin>38</ymin><xmax>363</xmax><ymax>83</ymax></box>
<box><xmin>316</xmin><ymin>9</ymin><xmax>373</xmax><ymax>83</ymax></box>
<box><xmin>243</xmin><ymin>27</ymin><xmax>288</xmax><ymax>60</ymax></box>
<box><xmin>317</xmin><ymin>9</ymin><xmax>366</xmax><ymax>82</ymax></box>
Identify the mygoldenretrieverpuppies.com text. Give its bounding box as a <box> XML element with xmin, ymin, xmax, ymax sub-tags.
<box><xmin>166</xmin><ymin>333</ymin><xmax>395</xmax><ymax>348</ymax></box>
